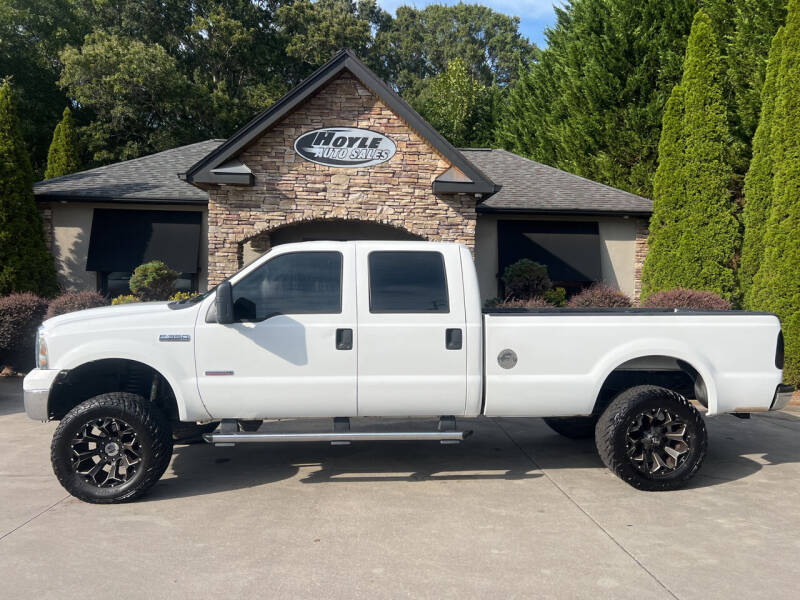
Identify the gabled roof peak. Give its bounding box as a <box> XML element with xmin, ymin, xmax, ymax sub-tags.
<box><xmin>183</xmin><ymin>49</ymin><xmax>496</xmax><ymax>194</ymax></box>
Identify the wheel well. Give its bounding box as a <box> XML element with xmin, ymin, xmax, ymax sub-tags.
<box><xmin>48</xmin><ymin>359</ymin><xmax>179</xmax><ymax>421</ymax></box>
<box><xmin>592</xmin><ymin>355</ymin><xmax>707</xmax><ymax>416</ymax></box>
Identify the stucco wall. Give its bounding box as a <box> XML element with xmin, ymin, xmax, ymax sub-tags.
<box><xmin>47</xmin><ymin>202</ymin><xmax>208</xmax><ymax>292</ymax></box>
<box><xmin>204</xmin><ymin>71</ymin><xmax>477</xmax><ymax>285</ymax></box>
<box><xmin>474</xmin><ymin>213</ymin><xmax>639</xmax><ymax>302</ymax></box>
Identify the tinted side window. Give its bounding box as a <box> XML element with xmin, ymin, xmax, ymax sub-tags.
<box><xmin>369</xmin><ymin>251</ymin><xmax>449</xmax><ymax>313</ymax></box>
<box><xmin>232</xmin><ymin>251</ymin><xmax>342</xmax><ymax>321</ymax></box>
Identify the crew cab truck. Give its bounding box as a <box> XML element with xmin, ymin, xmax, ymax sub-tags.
<box><xmin>23</xmin><ymin>241</ymin><xmax>792</xmax><ymax>503</ymax></box>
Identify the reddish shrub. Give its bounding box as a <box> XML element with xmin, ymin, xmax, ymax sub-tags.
<box><xmin>567</xmin><ymin>284</ymin><xmax>633</xmax><ymax>308</ymax></box>
<box><xmin>46</xmin><ymin>291</ymin><xmax>108</xmax><ymax>319</ymax></box>
<box><xmin>0</xmin><ymin>293</ymin><xmax>48</xmax><ymax>371</ymax></box>
<box><xmin>642</xmin><ymin>288</ymin><xmax>731</xmax><ymax>310</ymax></box>
<box><xmin>489</xmin><ymin>296</ymin><xmax>553</xmax><ymax>309</ymax></box>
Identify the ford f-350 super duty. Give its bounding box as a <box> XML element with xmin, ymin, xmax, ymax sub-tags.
<box><xmin>23</xmin><ymin>241</ymin><xmax>793</xmax><ymax>503</ymax></box>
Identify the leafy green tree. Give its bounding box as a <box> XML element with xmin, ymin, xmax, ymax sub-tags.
<box><xmin>44</xmin><ymin>107</ymin><xmax>81</xmax><ymax>179</ymax></box>
<box><xmin>58</xmin><ymin>32</ymin><xmax>194</xmax><ymax>164</ymax></box>
<box><xmin>378</xmin><ymin>3</ymin><xmax>537</xmax><ymax>95</ymax></box>
<box><xmin>750</xmin><ymin>0</ymin><xmax>800</xmax><ymax>385</ymax></box>
<box><xmin>0</xmin><ymin>82</ymin><xmax>59</xmax><ymax>296</ymax></box>
<box><xmin>740</xmin><ymin>27</ymin><xmax>784</xmax><ymax>305</ymax></box>
<box><xmin>641</xmin><ymin>11</ymin><xmax>738</xmax><ymax>301</ymax></box>
<box><xmin>497</xmin><ymin>0</ymin><xmax>698</xmax><ymax>197</ymax></box>
<box><xmin>415</xmin><ymin>58</ymin><xmax>499</xmax><ymax>148</ymax></box>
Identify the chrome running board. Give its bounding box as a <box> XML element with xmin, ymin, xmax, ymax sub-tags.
<box><xmin>203</xmin><ymin>430</ymin><xmax>472</xmax><ymax>446</ymax></box>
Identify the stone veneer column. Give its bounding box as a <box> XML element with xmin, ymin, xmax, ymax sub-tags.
<box><xmin>38</xmin><ymin>203</ymin><xmax>54</xmax><ymax>252</ymax></box>
<box><xmin>633</xmin><ymin>217</ymin><xmax>649</xmax><ymax>303</ymax></box>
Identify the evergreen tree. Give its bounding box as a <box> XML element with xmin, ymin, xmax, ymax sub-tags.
<box><xmin>740</xmin><ymin>27</ymin><xmax>784</xmax><ymax>305</ymax></box>
<box><xmin>750</xmin><ymin>0</ymin><xmax>800</xmax><ymax>385</ymax></box>
<box><xmin>640</xmin><ymin>11</ymin><xmax>738</xmax><ymax>301</ymax></box>
<box><xmin>497</xmin><ymin>0</ymin><xmax>698</xmax><ymax>197</ymax></box>
<box><xmin>0</xmin><ymin>82</ymin><xmax>59</xmax><ymax>296</ymax></box>
<box><xmin>641</xmin><ymin>86</ymin><xmax>686</xmax><ymax>298</ymax></box>
<box><xmin>44</xmin><ymin>107</ymin><xmax>81</xmax><ymax>179</ymax></box>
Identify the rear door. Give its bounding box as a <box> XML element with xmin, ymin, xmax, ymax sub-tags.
<box><xmin>355</xmin><ymin>244</ymin><xmax>467</xmax><ymax>416</ymax></box>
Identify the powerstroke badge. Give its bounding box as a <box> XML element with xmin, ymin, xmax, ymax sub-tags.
<box><xmin>294</xmin><ymin>127</ymin><xmax>396</xmax><ymax>168</ymax></box>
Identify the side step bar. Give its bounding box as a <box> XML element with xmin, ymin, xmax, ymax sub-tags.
<box><xmin>203</xmin><ymin>417</ymin><xmax>472</xmax><ymax>447</ymax></box>
<box><xmin>203</xmin><ymin>431</ymin><xmax>472</xmax><ymax>446</ymax></box>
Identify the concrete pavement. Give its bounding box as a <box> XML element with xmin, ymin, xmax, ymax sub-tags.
<box><xmin>1</xmin><ymin>377</ymin><xmax>799</xmax><ymax>599</ymax></box>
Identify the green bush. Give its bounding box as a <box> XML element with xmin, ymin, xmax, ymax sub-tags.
<box><xmin>0</xmin><ymin>82</ymin><xmax>59</xmax><ymax>297</ymax></box>
<box><xmin>129</xmin><ymin>261</ymin><xmax>178</xmax><ymax>301</ymax></box>
<box><xmin>112</xmin><ymin>294</ymin><xmax>140</xmax><ymax>305</ymax></box>
<box><xmin>169</xmin><ymin>291</ymin><xmax>197</xmax><ymax>302</ymax></box>
<box><xmin>0</xmin><ymin>292</ymin><xmax>48</xmax><ymax>371</ymax></box>
<box><xmin>44</xmin><ymin>107</ymin><xmax>81</xmax><ymax>179</ymax></box>
<box><xmin>542</xmin><ymin>287</ymin><xmax>566</xmax><ymax>307</ymax></box>
<box><xmin>500</xmin><ymin>259</ymin><xmax>552</xmax><ymax>300</ymax></box>
<box><xmin>45</xmin><ymin>291</ymin><xmax>108</xmax><ymax>319</ymax></box>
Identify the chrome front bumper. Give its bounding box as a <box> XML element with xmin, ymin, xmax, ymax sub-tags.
<box><xmin>22</xmin><ymin>369</ymin><xmax>60</xmax><ymax>421</ymax></box>
<box><xmin>771</xmin><ymin>384</ymin><xmax>795</xmax><ymax>411</ymax></box>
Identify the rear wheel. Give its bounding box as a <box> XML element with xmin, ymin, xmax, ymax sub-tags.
<box><xmin>543</xmin><ymin>416</ymin><xmax>598</xmax><ymax>439</ymax></box>
<box><xmin>595</xmin><ymin>385</ymin><xmax>707</xmax><ymax>491</ymax></box>
<box><xmin>51</xmin><ymin>392</ymin><xmax>173</xmax><ymax>503</ymax></box>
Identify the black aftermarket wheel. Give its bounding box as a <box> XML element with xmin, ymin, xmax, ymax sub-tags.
<box><xmin>51</xmin><ymin>393</ymin><xmax>173</xmax><ymax>503</ymax></box>
<box><xmin>595</xmin><ymin>385</ymin><xmax>707</xmax><ymax>491</ymax></box>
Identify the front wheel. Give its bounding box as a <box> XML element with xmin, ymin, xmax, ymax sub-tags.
<box><xmin>595</xmin><ymin>385</ymin><xmax>707</xmax><ymax>491</ymax></box>
<box><xmin>51</xmin><ymin>392</ymin><xmax>173</xmax><ymax>503</ymax></box>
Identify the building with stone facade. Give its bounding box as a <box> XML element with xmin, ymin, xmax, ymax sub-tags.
<box><xmin>33</xmin><ymin>50</ymin><xmax>652</xmax><ymax>302</ymax></box>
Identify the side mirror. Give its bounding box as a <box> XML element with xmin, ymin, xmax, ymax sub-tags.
<box><xmin>215</xmin><ymin>281</ymin><xmax>234</xmax><ymax>324</ymax></box>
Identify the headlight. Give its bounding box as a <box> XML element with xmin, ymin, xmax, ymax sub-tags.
<box><xmin>35</xmin><ymin>327</ymin><xmax>48</xmax><ymax>369</ymax></box>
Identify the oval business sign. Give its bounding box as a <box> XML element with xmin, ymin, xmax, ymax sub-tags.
<box><xmin>293</xmin><ymin>127</ymin><xmax>396</xmax><ymax>168</ymax></box>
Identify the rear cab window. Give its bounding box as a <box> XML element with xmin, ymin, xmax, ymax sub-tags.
<box><xmin>368</xmin><ymin>251</ymin><xmax>449</xmax><ymax>313</ymax></box>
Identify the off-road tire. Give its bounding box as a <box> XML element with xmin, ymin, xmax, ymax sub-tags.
<box><xmin>595</xmin><ymin>385</ymin><xmax>707</xmax><ymax>491</ymax></box>
<box><xmin>543</xmin><ymin>416</ymin><xmax>598</xmax><ymax>439</ymax></box>
<box><xmin>51</xmin><ymin>392</ymin><xmax>173</xmax><ymax>503</ymax></box>
<box><xmin>172</xmin><ymin>421</ymin><xmax>219</xmax><ymax>444</ymax></box>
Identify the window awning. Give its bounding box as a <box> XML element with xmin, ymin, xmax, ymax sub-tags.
<box><xmin>498</xmin><ymin>220</ymin><xmax>601</xmax><ymax>283</ymax></box>
<box><xmin>86</xmin><ymin>209</ymin><xmax>202</xmax><ymax>273</ymax></box>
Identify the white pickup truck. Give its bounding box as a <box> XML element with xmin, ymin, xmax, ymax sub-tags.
<box><xmin>24</xmin><ymin>241</ymin><xmax>792</xmax><ymax>503</ymax></box>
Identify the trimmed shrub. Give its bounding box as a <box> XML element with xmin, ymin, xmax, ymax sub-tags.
<box><xmin>45</xmin><ymin>291</ymin><xmax>108</xmax><ymax>319</ymax></box>
<box><xmin>567</xmin><ymin>284</ymin><xmax>633</xmax><ymax>308</ymax></box>
<box><xmin>129</xmin><ymin>261</ymin><xmax>178</xmax><ymax>301</ymax></box>
<box><xmin>500</xmin><ymin>259</ymin><xmax>552</xmax><ymax>299</ymax></box>
<box><xmin>112</xmin><ymin>294</ymin><xmax>140</xmax><ymax>305</ymax></box>
<box><xmin>169</xmin><ymin>291</ymin><xmax>197</xmax><ymax>302</ymax></box>
<box><xmin>485</xmin><ymin>296</ymin><xmax>553</xmax><ymax>309</ymax></box>
<box><xmin>641</xmin><ymin>288</ymin><xmax>731</xmax><ymax>310</ymax></box>
<box><xmin>44</xmin><ymin>107</ymin><xmax>81</xmax><ymax>179</ymax></box>
<box><xmin>542</xmin><ymin>287</ymin><xmax>566</xmax><ymax>307</ymax></box>
<box><xmin>0</xmin><ymin>293</ymin><xmax>48</xmax><ymax>370</ymax></box>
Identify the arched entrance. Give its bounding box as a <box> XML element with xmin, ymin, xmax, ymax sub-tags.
<box><xmin>240</xmin><ymin>218</ymin><xmax>424</xmax><ymax>266</ymax></box>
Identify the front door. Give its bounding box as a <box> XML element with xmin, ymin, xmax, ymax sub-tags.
<box><xmin>355</xmin><ymin>245</ymin><xmax>467</xmax><ymax>416</ymax></box>
<box><xmin>194</xmin><ymin>245</ymin><xmax>357</xmax><ymax>418</ymax></box>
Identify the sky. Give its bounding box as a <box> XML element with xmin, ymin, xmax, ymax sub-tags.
<box><xmin>376</xmin><ymin>0</ymin><xmax>561</xmax><ymax>47</ymax></box>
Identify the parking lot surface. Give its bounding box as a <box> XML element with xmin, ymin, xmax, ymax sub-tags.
<box><xmin>1</xmin><ymin>377</ymin><xmax>799</xmax><ymax>599</ymax></box>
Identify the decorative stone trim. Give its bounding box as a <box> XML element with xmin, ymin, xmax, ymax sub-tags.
<box><xmin>38</xmin><ymin>203</ymin><xmax>54</xmax><ymax>252</ymax></box>
<box><xmin>633</xmin><ymin>217</ymin><xmax>649</xmax><ymax>302</ymax></box>
<box><xmin>206</xmin><ymin>72</ymin><xmax>477</xmax><ymax>285</ymax></box>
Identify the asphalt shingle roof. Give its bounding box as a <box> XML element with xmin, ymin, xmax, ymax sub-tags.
<box><xmin>33</xmin><ymin>139</ymin><xmax>224</xmax><ymax>204</ymax></box>
<box><xmin>462</xmin><ymin>148</ymin><xmax>653</xmax><ymax>214</ymax></box>
<box><xmin>34</xmin><ymin>141</ymin><xmax>651</xmax><ymax>215</ymax></box>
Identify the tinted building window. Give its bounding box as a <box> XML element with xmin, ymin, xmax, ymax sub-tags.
<box><xmin>369</xmin><ymin>251</ymin><xmax>449</xmax><ymax>313</ymax></box>
<box><xmin>232</xmin><ymin>252</ymin><xmax>342</xmax><ymax>321</ymax></box>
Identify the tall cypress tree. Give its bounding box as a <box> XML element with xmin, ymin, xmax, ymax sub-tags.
<box><xmin>740</xmin><ymin>27</ymin><xmax>784</xmax><ymax>305</ymax></box>
<box><xmin>750</xmin><ymin>0</ymin><xmax>800</xmax><ymax>385</ymax></box>
<box><xmin>44</xmin><ymin>107</ymin><xmax>81</xmax><ymax>179</ymax></box>
<box><xmin>641</xmin><ymin>86</ymin><xmax>686</xmax><ymax>299</ymax></box>
<box><xmin>0</xmin><ymin>81</ymin><xmax>59</xmax><ymax>296</ymax></box>
<box><xmin>641</xmin><ymin>11</ymin><xmax>738</xmax><ymax>301</ymax></box>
